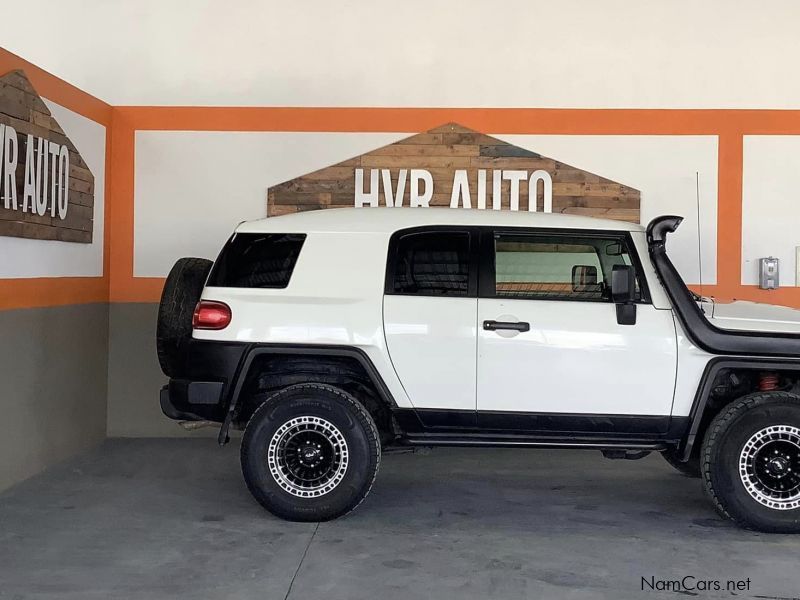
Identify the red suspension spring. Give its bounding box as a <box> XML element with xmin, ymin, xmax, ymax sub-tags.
<box><xmin>759</xmin><ymin>372</ymin><xmax>780</xmax><ymax>391</ymax></box>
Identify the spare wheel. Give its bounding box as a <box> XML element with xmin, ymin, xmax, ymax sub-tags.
<box><xmin>156</xmin><ymin>257</ymin><xmax>213</xmax><ymax>377</ymax></box>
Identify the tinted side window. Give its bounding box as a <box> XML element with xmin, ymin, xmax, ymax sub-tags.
<box><xmin>208</xmin><ymin>233</ymin><xmax>306</xmax><ymax>288</ymax></box>
<box><xmin>493</xmin><ymin>233</ymin><xmax>642</xmax><ymax>302</ymax></box>
<box><xmin>390</xmin><ymin>231</ymin><xmax>470</xmax><ymax>296</ymax></box>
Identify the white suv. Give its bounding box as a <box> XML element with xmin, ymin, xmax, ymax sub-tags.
<box><xmin>157</xmin><ymin>208</ymin><xmax>800</xmax><ymax>532</ymax></box>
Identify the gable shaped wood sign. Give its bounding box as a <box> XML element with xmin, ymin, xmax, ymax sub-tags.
<box><xmin>0</xmin><ymin>70</ymin><xmax>94</xmax><ymax>243</ymax></box>
<box><xmin>267</xmin><ymin>123</ymin><xmax>640</xmax><ymax>223</ymax></box>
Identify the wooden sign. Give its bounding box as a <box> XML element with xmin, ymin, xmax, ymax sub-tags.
<box><xmin>267</xmin><ymin>123</ymin><xmax>640</xmax><ymax>223</ymax></box>
<box><xmin>0</xmin><ymin>70</ymin><xmax>94</xmax><ymax>243</ymax></box>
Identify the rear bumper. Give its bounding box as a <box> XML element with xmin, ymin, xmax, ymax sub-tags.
<box><xmin>160</xmin><ymin>339</ymin><xmax>249</xmax><ymax>422</ymax></box>
<box><xmin>160</xmin><ymin>381</ymin><xmax>225</xmax><ymax>421</ymax></box>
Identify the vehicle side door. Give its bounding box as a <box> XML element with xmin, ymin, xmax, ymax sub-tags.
<box><xmin>382</xmin><ymin>227</ymin><xmax>479</xmax><ymax>426</ymax></box>
<box><xmin>476</xmin><ymin>228</ymin><xmax>678</xmax><ymax>434</ymax></box>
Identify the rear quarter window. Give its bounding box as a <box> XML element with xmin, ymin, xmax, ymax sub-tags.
<box><xmin>207</xmin><ymin>233</ymin><xmax>306</xmax><ymax>288</ymax></box>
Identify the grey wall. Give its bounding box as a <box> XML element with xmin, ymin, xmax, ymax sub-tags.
<box><xmin>107</xmin><ymin>303</ymin><xmax>214</xmax><ymax>438</ymax></box>
<box><xmin>1</xmin><ymin>301</ymin><xmax>208</xmax><ymax>493</ymax></box>
<box><xmin>0</xmin><ymin>303</ymin><xmax>109</xmax><ymax>491</ymax></box>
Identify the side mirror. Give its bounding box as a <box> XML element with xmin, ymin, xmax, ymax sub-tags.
<box><xmin>611</xmin><ymin>264</ymin><xmax>637</xmax><ymax>325</ymax></box>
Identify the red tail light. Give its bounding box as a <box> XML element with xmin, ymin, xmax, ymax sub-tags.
<box><xmin>192</xmin><ymin>300</ymin><xmax>232</xmax><ymax>330</ymax></box>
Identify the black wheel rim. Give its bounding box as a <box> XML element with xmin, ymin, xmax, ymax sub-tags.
<box><xmin>267</xmin><ymin>416</ymin><xmax>349</xmax><ymax>498</ymax></box>
<box><xmin>283</xmin><ymin>430</ymin><xmax>336</xmax><ymax>484</ymax></box>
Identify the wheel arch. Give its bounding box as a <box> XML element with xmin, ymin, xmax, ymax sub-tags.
<box><xmin>218</xmin><ymin>344</ymin><xmax>398</xmax><ymax>445</ymax></box>
<box><xmin>682</xmin><ymin>357</ymin><xmax>800</xmax><ymax>460</ymax></box>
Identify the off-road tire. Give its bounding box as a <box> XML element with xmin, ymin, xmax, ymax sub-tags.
<box><xmin>701</xmin><ymin>391</ymin><xmax>800</xmax><ymax>533</ymax></box>
<box><xmin>662</xmin><ymin>447</ymin><xmax>701</xmax><ymax>478</ymax></box>
<box><xmin>241</xmin><ymin>383</ymin><xmax>381</xmax><ymax>522</ymax></box>
<box><xmin>156</xmin><ymin>257</ymin><xmax>213</xmax><ymax>377</ymax></box>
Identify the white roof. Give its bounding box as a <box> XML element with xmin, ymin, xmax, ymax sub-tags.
<box><xmin>237</xmin><ymin>208</ymin><xmax>645</xmax><ymax>235</ymax></box>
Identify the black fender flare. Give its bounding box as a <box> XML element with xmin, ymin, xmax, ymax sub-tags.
<box><xmin>681</xmin><ymin>357</ymin><xmax>800</xmax><ymax>460</ymax></box>
<box><xmin>217</xmin><ymin>344</ymin><xmax>397</xmax><ymax>445</ymax></box>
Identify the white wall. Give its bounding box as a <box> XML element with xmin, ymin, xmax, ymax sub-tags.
<box><xmin>3</xmin><ymin>0</ymin><xmax>800</xmax><ymax>108</ymax></box>
<box><xmin>134</xmin><ymin>131</ymin><xmax>406</xmax><ymax>276</ymax></box>
<box><xmin>499</xmin><ymin>135</ymin><xmax>718</xmax><ymax>285</ymax></box>
<box><xmin>0</xmin><ymin>100</ymin><xmax>105</xmax><ymax>278</ymax></box>
<box><xmin>742</xmin><ymin>136</ymin><xmax>800</xmax><ymax>286</ymax></box>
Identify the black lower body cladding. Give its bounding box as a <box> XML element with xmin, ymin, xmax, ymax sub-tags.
<box><xmin>160</xmin><ymin>339</ymin><xmax>249</xmax><ymax>423</ymax></box>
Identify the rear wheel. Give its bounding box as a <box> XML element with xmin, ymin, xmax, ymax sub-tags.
<box><xmin>702</xmin><ymin>391</ymin><xmax>800</xmax><ymax>532</ymax></box>
<box><xmin>241</xmin><ymin>383</ymin><xmax>380</xmax><ymax>522</ymax></box>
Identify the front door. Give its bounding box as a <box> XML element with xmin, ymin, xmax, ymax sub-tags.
<box><xmin>476</xmin><ymin>229</ymin><xmax>677</xmax><ymax>434</ymax></box>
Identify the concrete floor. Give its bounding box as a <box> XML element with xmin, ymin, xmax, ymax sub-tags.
<box><xmin>1</xmin><ymin>440</ymin><xmax>799</xmax><ymax>600</ymax></box>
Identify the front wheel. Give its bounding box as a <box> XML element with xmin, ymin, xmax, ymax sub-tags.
<box><xmin>240</xmin><ymin>383</ymin><xmax>381</xmax><ymax>522</ymax></box>
<box><xmin>702</xmin><ymin>391</ymin><xmax>800</xmax><ymax>533</ymax></box>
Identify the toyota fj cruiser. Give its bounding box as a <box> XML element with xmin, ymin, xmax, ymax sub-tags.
<box><xmin>158</xmin><ymin>208</ymin><xmax>800</xmax><ymax>532</ymax></box>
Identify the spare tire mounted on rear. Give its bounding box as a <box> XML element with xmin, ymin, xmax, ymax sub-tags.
<box><xmin>157</xmin><ymin>257</ymin><xmax>213</xmax><ymax>377</ymax></box>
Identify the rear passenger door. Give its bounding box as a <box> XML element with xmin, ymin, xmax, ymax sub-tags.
<box><xmin>383</xmin><ymin>228</ymin><xmax>478</xmax><ymax>423</ymax></box>
<box><xmin>476</xmin><ymin>229</ymin><xmax>677</xmax><ymax>433</ymax></box>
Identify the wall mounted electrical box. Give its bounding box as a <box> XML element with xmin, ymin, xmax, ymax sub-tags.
<box><xmin>759</xmin><ymin>257</ymin><xmax>779</xmax><ymax>290</ymax></box>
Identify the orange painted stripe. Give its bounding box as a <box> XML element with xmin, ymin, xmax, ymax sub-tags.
<box><xmin>116</xmin><ymin>278</ymin><xmax>165</xmax><ymax>304</ymax></box>
<box><xmin>102</xmin><ymin>123</ymin><xmax>112</xmax><ymax>296</ymax></box>
<box><xmin>0</xmin><ymin>48</ymin><xmax>111</xmax><ymax>311</ymax></box>
<box><xmin>0</xmin><ymin>277</ymin><xmax>107</xmax><ymax>311</ymax></box>
<box><xmin>716</xmin><ymin>135</ymin><xmax>744</xmax><ymax>297</ymax></box>
<box><xmin>116</xmin><ymin>106</ymin><xmax>800</xmax><ymax>135</ymax></box>
<box><xmin>107</xmin><ymin>111</ymin><xmax>134</xmax><ymax>303</ymax></box>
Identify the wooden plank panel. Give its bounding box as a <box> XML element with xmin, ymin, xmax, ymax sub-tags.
<box><xmin>479</xmin><ymin>145</ymin><xmax>541</xmax><ymax>158</ymax></box>
<box><xmin>294</xmin><ymin>166</ymin><xmax>356</xmax><ymax>181</ymax></box>
<box><xmin>269</xmin><ymin>205</ymin><xmax>299</xmax><ymax>216</ymax></box>
<box><xmin>361</xmin><ymin>155</ymin><xmax>472</xmax><ymax>168</ymax></box>
<box><xmin>69</xmin><ymin>164</ymin><xmax>95</xmax><ymax>183</ymax></box>
<box><xmin>0</xmin><ymin>69</ymin><xmax>95</xmax><ymax>243</ymax></box>
<box><xmin>266</xmin><ymin>122</ymin><xmax>640</xmax><ymax>224</ymax></box>
<box><xmin>270</xmin><ymin>191</ymin><xmax>332</xmax><ymax>205</ymax></box>
<box><xmin>469</xmin><ymin>156</ymin><xmax>558</xmax><ymax>169</ymax></box>
<box><xmin>552</xmin><ymin>196</ymin><xmax>640</xmax><ymax>210</ymax></box>
<box><xmin>56</xmin><ymin>228</ymin><xmax>92</xmax><ymax>243</ymax></box>
<box><xmin>397</xmin><ymin>133</ymin><xmax>443</xmax><ymax>145</ymax></box>
<box><xmin>69</xmin><ymin>190</ymin><xmax>95</xmax><ymax>208</ymax></box>
<box><xmin>367</xmin><ymin>144</ymin><xmax>479</xmax><ymax>157</ymax></box>
<box><xmin>68</xmin><ymin>177</ymin><xmax>94</xmax><ymax>195</ymax></box>
<box><xmin>443</xmin><ymin>132</ymin><xmax>505</xmax><ymax>146</ymax></box>
<box><xmin>31</xmin><ymin>110</ymin><xmax>55</xmax><ymax>129</ymax></box>
<box><xmin>427</xmin><ymin>123</ymin><xmax>474</xmax><ymax>134</ymax></box>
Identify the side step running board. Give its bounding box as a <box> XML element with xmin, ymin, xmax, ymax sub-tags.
<box><xmin>399</xmin><ymin>435</ymin><xmax>667</xmax><ymax>451</ymax></box>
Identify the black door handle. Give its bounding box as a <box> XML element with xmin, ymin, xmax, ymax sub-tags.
<box><xmin>483</xmin><ymin>320</ymin><xmax>530</xmax><ymax>332</ymax></box>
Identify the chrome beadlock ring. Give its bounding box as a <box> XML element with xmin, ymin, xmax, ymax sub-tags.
<box><xmin>267</xmin><ymin>416</ymin><xmax>349</xmax><ymax>498</ymax></box>
<box><xmin>739</xmin><ymin>425</ymin><xmax>800</xmax><ymax>511</ymax></box>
